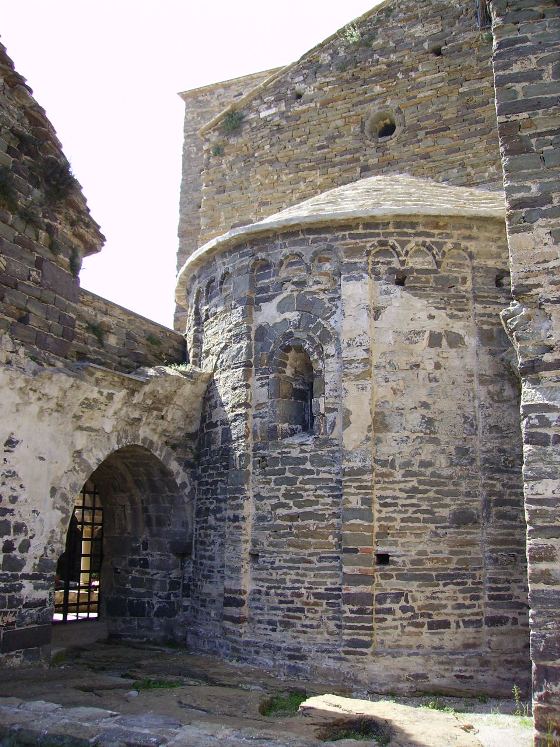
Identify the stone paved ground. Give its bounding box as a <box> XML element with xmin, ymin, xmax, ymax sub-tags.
<box><xmin>0</xmin><ymin>640</ymin><xmax>533</xmax><ymax>746</ymax></box>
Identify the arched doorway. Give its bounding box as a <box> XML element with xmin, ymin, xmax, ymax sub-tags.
<box><xmin>53</xmin><ymin>445</ymin><xmax>192</xmax><ymax>644</ymax></box>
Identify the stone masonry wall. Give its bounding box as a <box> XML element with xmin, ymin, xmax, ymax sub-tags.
<box><xmin>0</xmin><ymin>343</ymin><xmax>210</xmax><ymax>665</ymax></box>
<box><xmin>175</xmin><ymin>70</ymin><xmax>277</xmax><ymax>331</ymax></box>
<box><xmin>75</xmin><ymin>289</ymin><xmax>186</xmax><ymax>372</ymax></box>
<box><xmin>0</xmin><ymin>43</ymin><xmax>198</xmax><ymax>666</ymax></box>
<box><xmin>191</xmin><ymin>0</ymin><xmax>503</xmax><ymax>255</ymax></box>
<box><xmin>177</xmin><ymin>71</ymin><xmax>278</xmax><ymax>268</ymax></box>
<box><xmin>1</xmin><ymin>257</ymin><xmax>186</xmax><ymax>372</ymax></box>
<box><xmin>0</xmin><ymin>42</ymin><xmax>104</xmax><ymax>363</ymax></box>
<box><xmin>182</xmin><ymin>213</ymin><xmax>529</xmax><ymax>694</ymax></box>
<box><xmin>0</xmin><ymin>43</ymin><xmax>185</xmax><ymax>373</ymax></box>
<box><xmin>489</xmin><ymin>1</ymin><xmax>560</xmax><ymax>742</ymax></box>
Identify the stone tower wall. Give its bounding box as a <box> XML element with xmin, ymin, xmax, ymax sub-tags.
<box><xmin>177</xmin><ymin>70</ymin><xmax>279</xmax><ymax>271</ymax></box>
<box><xmin>490</xmin><ymin>0</ymin><xmax>560</xmax><ymax>742</ymax></box>
<box><xmin>175</xmin><ymin>70</ymin><xmax>278</xmax><ymax>331</ymax></box>
<box><xmin>185</xmin><ymin>0</ymin><xmax>503</xmax><ymax>263</ymax></box>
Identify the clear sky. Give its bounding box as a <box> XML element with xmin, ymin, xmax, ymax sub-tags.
<box><xmin>2</xmin><ymin>1</ymin><xmax>381</xmax><ymax>328</ymax></box>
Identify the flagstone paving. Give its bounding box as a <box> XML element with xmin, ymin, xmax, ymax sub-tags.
<box><xmin>0</xmin><ymin>641</ymin><xmax>533</xmax><ymax>746</ymax></box>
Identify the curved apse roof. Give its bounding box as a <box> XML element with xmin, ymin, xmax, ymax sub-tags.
<box><xmin>176</xmin><ymin>174</ymin><xmax>506</xmax><ymax>304</ymax></box>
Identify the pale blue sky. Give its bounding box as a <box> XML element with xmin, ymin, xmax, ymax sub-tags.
<box><xmin>2</xmin><ymin>1</ymin><xmax>381</xmax><ymax>327</ymax></box>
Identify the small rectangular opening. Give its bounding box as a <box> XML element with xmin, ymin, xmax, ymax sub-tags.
<box><xmin>375</xmin><ymin>553</ymin><xmax>390</xmax><ymax>566</ymax></box>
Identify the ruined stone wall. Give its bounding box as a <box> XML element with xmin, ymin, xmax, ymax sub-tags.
<box><xmin>75</xmin><ymin>290</ymin><xmax>185</xmax><ymax>371</ymax></box>
<box><xmin>0</xmin><ymin>44</ymin><xmax>185</xmax><ymax>373</ymax></box>
<box><xmin>182</xmin><ymin>212</ymin><xmax>529</xmax><ymax>694</ymax></box>
<box><xmin>188</xmin><ymin>0</ymin><xmax>503</xmax><ymax>257</ymax></box>
<box><xmin>0</xmin><ymin>343</ymin><xmax>209</xmax><ymax>665</ymax></box>
<box><xmin>0</xmin><ymin>42</ymin><xmax>103</xmax><ymax>362</ymax></box>
<box><xmin>489</xmin><ymin>0</ymin><xmax>560</xmax><ymax>741</ymax></box>
<box><xmin>0</xmin><ymin>43</ymin><xmax>204</xmax><ymax>666</ymax></box>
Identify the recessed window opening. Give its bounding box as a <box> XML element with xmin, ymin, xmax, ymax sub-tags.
<box><xmin>53</xmin><ymin>480</ymin><xmax>103</xmax><ymax>623</ymax></box>
<box><xmin>276</xmin><ymin>344</ymin><xmax>315</xmax><ymax>438</ymax></box>
<box><xmin>375</xmin><ymin>553</ymin><xmax>390</xmax><ymax>566</ymax></box>
<box><xmin>307</xmin><ymin>378</ymin><xmax>315</xmax><ymax>433</ymax></box>
<box><xmin>190</xmin><ymin>290</ymin><xmax>203</xmax><ymax>366</ymax></box>
<box><xmin>365</xmin><ymin>110</ymin><xmax>399</xmax><ymax>144</ymax></box>
<box><xmin>378</xmin><ymin>119</ymin><xmax>396</xmax><ymax>139</ymax></box>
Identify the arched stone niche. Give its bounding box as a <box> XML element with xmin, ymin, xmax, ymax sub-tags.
<box><xmin>268</xmin><ymin>336</ymin><xmax>324</xmax><ymax>440</ymax></box>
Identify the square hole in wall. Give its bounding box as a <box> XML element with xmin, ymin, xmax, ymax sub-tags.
<box><xmin>375</xmin><ymin>553</ymin><xmax>390</xmax><ymax>566</ymax></box>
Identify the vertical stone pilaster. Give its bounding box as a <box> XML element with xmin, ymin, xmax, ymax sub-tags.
<box><xmin>222</xmin><ymin>302</ymin><xmax>253</xmax><ymax>635</ymax></box>
<box><xmin>470</xmin><ymin>237</ymin><xmax>529</xmax><ymax>678</ymax></box>
<box><xmin>489</xmin><ymin>1</ymin><xmax>560</xmax><ymax>741</ymax></box>
<box><xmin>339</xmin><ymin>247</ymin><xmax>375</xmax><ymax>655</ymax></box>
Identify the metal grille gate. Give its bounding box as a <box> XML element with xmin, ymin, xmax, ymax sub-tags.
<box><xmin>53</xmin><ymin>481</ymin><xmax>103</xmax><ymax>622</ymax></box>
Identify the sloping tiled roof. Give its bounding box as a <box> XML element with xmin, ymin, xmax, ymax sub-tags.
<box><xmin>176</xmin><ymin>174</ymin><xmax>505</xmax><ymax>300</ymax></box>
<box><xmin>260</xmin><ymin>174</ymin><xmax>505</xmax><ymax>225</ymax></box>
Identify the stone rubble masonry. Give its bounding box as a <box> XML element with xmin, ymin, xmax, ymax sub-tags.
<box><xmin>178</xmin><ymin>175</ymin><xmax>529</xmax><ymax>695</ymax></box>
<box><xmin>0</xmin><ymin>43</ymin><xmax>206</xmax><ymax>666</ymax></box>
<box><xmin>1</xmin><ymin>274</ymin><xmax>186</xmax><ymax>372</ymax></box>
<box><xmin>0</xmin><ymin>42</ymin><xmax>186</xmax><ymax>372</ymax></box>
<box><xmin>176</xmin><ymin>173</ymin><xmax>508</xmax><ymax>299</ymax></box>
<box><xmin>0</xmin><ymin>339</ymin><xmax>210</xmax><ymax>665</ymax></box>
<box><xmin>0</xmin><ymin>41</ymin><xmax>102</xmax><ymax>282</ymax></box>
<box><xmin>173</xmin><ymin>0</ymin><xmax>560</xmax><ymax>727</ymax></box>
<box><xmin>75</xmin><ymin>289</ymin><xmax>186</xmax><ymax>372</ymax></box>
<box><xmin>2</xmin><ymin>1</ymin><xmax>560</xmax><ymax>741</ymax></box>
<box><xmin>178</xmin><ymin>0</ymin><xmax>505</xmax><ymax>299</ymax></box>
<box><xmin>176</xmin><ymin>69</ymin><xmax>279</xmax><ymax>320</ymax></box>
<box><xmin>489</xmin><ymin>1</ymin><xmax>560</xmax><ymax>743</ymax></box>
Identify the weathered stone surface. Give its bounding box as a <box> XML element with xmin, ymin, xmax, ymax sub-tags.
<box><xmin>0</xmin><ymin>643</ymin><xmax>535</xmax><ymax>747</ymax></box>
<box><xmin>300</xmin><ymin>694</ymin><xmax>481</xmax><ymax>747</ymax></box>
<box><xmin>182</xmin><ymin>1</ymin><xmax>503</xmax><ymax>261</ymax></box>
<box><xmin>0</xmin><ymin>347</ymin><xmax>210</xmax><ymax>662</ymax></box>
<box><xmin>489</xmin><ymin>0</ymin><xmax>560</xmax><ymax>741</ymax></box>
<box><xmin>3</xmin><ymin>0</ymin><xmax>560</xmax><ymax>742</ymax></box>
<box><xmin>177</xmin><ymin>177</ymin><xmax>528</xmax><ymax>695</ymax></box>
